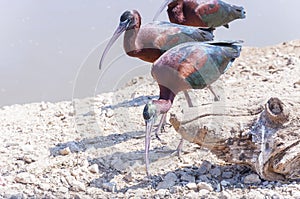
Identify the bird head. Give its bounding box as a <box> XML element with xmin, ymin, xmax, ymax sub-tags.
<box><xmin>143</xmin><ymin>101</ymin><xmax>158</xmax><ymax>176</ymax></box>
<box><xmin>99</xmin><ymin>10</ymin><xmax>141</xmax><ymax>69</ymax></box>
<box><xmin>143</xmin><ymin>102</ymin><xmax>157</xmax><ymax>122</ymax></box>
<box><xmin>143</xmin><ymin>102</ymin><xmax>158</xmax><ymax>140</ymax></box>
<box><xmin>228</xmin><ymin>5</ymin><xmax>246</xmax><ymax>20</ymax></box>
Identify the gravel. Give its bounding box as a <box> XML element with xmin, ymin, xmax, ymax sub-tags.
<box><xmin>0</xmin><ymin>41</ymin><xmax>299</xmax><ymax>198</ymax></box>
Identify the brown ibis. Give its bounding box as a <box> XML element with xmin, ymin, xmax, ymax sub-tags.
<box><xmin>153</xmin><ymin>0</ymin><xmax>246</xmax><ymax>28</ymax></box>
<box><xmin>99</xmin><ymin>10</ymin><xmax>214</xmax><ymax>69</ymax></box>
<box><xmin>99</xmin><ymin>10</ymin><xmax>217</xmax><ymax>133</ymax></box>
<box><xmin>142</xmin><ymin>40</ymin><xmax>242</xmax><ymax>176</ymax></box>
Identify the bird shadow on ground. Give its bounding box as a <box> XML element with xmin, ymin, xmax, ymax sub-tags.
<box><xmin>101</xmin><ymin>95</ymin><xmax>159</xmax><ymax>111</ymax></box>
<box><xmin>49</xmin><ymin>130</ymin><xmax>145</xmax><ymax>156</ymax></box>
<box><xmin>87</xmin><ymin>146</ymin><xmax>177</xmax><ymax>190</ymax></box>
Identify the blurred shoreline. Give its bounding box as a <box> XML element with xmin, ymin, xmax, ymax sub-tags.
<box><xmin>1</xmin><ymin>0</ymin><xmax>299</xmax><ymax>106</ymax></box>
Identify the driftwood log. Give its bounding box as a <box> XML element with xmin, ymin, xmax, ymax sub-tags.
<box><xmin>169</xmin><ymin>97</ymin><xmax>300</xmax><ymax>181</ymax></box>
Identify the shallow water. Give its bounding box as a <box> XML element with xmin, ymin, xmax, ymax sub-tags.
<box><xmin>0</xmin><ymin>0</ymin><xmax>299</xmax><ymax>106</ymax></box>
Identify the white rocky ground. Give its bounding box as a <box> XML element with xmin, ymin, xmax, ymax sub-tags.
<box><xmin>0</xmin><ymin>40</ymin><xmax>300</xmax><ymax>198</ymax></box>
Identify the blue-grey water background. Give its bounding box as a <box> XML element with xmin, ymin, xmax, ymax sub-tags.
<box><xmin>1</xmin><ymin>0</ymin><xmax>299</xmax><ymax>106</ymax></box>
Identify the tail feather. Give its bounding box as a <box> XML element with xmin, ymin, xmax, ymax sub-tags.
<box><xmin>205</xmin><ymin>40</ymin><xmax>243</xmax><ymax>73</ymax></box>
<box><xmin>204</xmin><ymin>40</ymin><xmax>243</xmax><ymax>46</ymax></box>
<box><xmin>206</xmin><ymin>40</ymin><xmax>243</xmax><ymax>59</ymax></box>
<box><xmin>198</xmin><ymin>27</ymin><xmax>215</xmax><ymax>33</ymax></box>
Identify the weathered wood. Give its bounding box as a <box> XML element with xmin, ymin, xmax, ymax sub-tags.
<box><xmin>169</xmin><ymin>97</ymin><xmax>300</xmax><ymax>181</ymax></box>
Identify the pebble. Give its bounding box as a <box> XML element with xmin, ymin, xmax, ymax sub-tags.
<box><xmin>102</xmin><ymin>182</ymin><xmax>117</xmax><ymax>192</ymax></box>
<box><xmin>80</xmin><ymin>159</ymin><xmax>89</xmax><ymax>168</ymax></box>
<box><xmin>59</xmin><ymin>147</ymin><xmax>71</xmax><ymax>155</ymax></box>
<box><xmin>197</xmin><ymin>175</ymin><xmax>210</xmax><ymax>183</ymax></box>
<box><xmin>70</xmin><ymin>169</ymin><xmax>81</xmax><ymax>178</ymax></box>
<box><xmin>15</xmin><ymin>172</ymin><xmax>36</xmax><ymax>184</ymax></box>
<box><xmin>197</xmin><ymin>182</ymin><xmax>213</xmax><ymax>191</ymax></box>
<box><xmin>156</xmin><ymin>189</ymin><xmax>167</xmax><ymax>198</ymax></box>
<box><xmin>222</xmin><ymin>171</ymin><xmax>233</xmax><ymax>179</ymax></box>
<box><xmin>216</xmin><ymin>183</ymin><xmax>222</xmax><ymax>192</ymax></box>
<box><xmin>210</xmin><ymin>167</ymin><xmax>221</xmax><ymax>177</ymax></box>
<box><xmin>221</xmin><ymin>180</ymin><xmax>231</xmax><ymax>187</ymax></box>
<box><xmin>221</xmin><ymin>191</ymin><xmax>232</xmax><ymax>199</ymax></box>
<box><xmin>156</xmin><ymin>173</ymin><xmax>177</xmax><ymax>190</ymax></box>
<box><xmin>23</xmin><ymin>155</ymin><xmax>37</xmax><ymax>164</ymax></box>
<box><xmin>105</xmin><ymin>109</ymin><xmax>114</xmax><ymax>118</ymax></box>
<box><xmin>169</xmin><ymin>186</ymin><xmax>182</xmax><ymax>194</ymax></box>
<box><xmin>180</xmin><ymin>173</ymin><xmax>195</xmax><ymax>183</ymax></box>
<box><xmin>0</xmin><ymin>176</ymin><xmax>6</xmax><ymax>186</ymax></box>
<box><xmin>123</xmin><ymin>173</ymin><xmax>133</xmax><ymax>182</ymax></box>
<box><xmin>40</xmin><ymin>102</ymin><xmax>48</xmax><ymax>111</ymax></box>
<box><xmin>23</xmin><ymin>189</ymin><xmax>35</xmax><ymax>196</ymax></box>
<box><xmin>88</xmin><ymin>164</ymin><xmax>99</xmax><ymax>174</ymax></box>
<box><xmin>198</xmin><ymin>161</ymin><xmax>211</xmax><ymax>174</ymax></box>
<box><xmin>243</xmin><ymin>174</ymin><xmax>261</xmax><ymax>184</ymax></box>
<box><xmin>199</xmin><ymin>189</ymin><xmax>210</xmax><ymax>196</ymax></box>
<box><xmin>70</xmin><ymin>180</ymin><xmax>86</xmax><ymax>192</ymax></box>
<box><xmin>186</xmin><ymin>183</ymin><xmax>198</xmax><ymax>191</ymax></box>
<box><xmin>262</xmin><ymin>181</ymin><xmax>269</xmax><ymax>186</ymax></box>
<box><xmin>58</xmin><ymin>186</ymin><xmax>69</xmax><ymax>193</ymax></box>
<box><xmin>111</xmin><ymin>158</ymin><xmax>129</xmax><ymax>172</ymax></box>
<box><xmin>185</xmin><ymin>192</ymin><xmax>199</xmax><ymax>198</ymax></box>
<box><xmin>39</xmin><ymin>183</ymin><xmax>51</xmax><ymax>191</ymax></box>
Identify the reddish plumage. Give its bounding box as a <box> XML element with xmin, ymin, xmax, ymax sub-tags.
<box><xmin>99</xmin><ymin>10</ymin><xmax>214</xmax><ymax>69</ymax></box>
<box><xmin>143</xmin><ymin>40</ymin><xmax>242</xmax><ymax>176</ymax></box>
<box><xmin>153</xmin><ymin>0</ymin><xmax>246</xmax><ymax>28</ymax></box>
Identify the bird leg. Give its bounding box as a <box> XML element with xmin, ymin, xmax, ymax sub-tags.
<box><xmin>207</xmin><ymin>85</ymin><xmax>220</xmax><ymax>101</ymax></box>
<box><xmin>154</xmin><ymin>113</ymin><xmax>167</xmax><ymax>141</ymax></box>
<box><xmin>176</xmin><ymin>137</ymin><xmax>184</xmax><ymax>157</ymax></box>
<box><xmin>183</xmin><ymin>91</ymin><xmax>193</xmax><ymax>107</ymax></box>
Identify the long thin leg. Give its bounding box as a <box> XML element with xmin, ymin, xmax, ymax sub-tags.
<box><xmin>183</xmin><ymin>90</ymin><xmax>193</xmax><ymax>107</ymax></box>
<box><xmin>207</xmin><ymin>85</ymin><xmax>220</xmax><ymax>101</ymax></box>
<box><xmin>176</xmin><ymin>137</ymin><xmax>184</xmax><ymax>157</ymax></box>
<box><xmin>154</xmin><ymin>113</ymin><xmax>167</xmax><ymax>141</ymax></box>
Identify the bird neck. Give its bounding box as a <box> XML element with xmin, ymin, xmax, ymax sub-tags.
<box><xmin>167</xmin><ymin>0</ymin><xmax>185</xmax><ymax>24</ymax></box>
<box><xmin>152</xmin><ymin>99</ymin><xmax>173</xmax><ymax>114</ymax></box>
<box><xmin>123</xmin><ymin>25</ymin><xmax>140</xmax><ymax>54</ymax></box>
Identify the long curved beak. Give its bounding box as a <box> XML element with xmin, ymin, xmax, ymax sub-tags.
<box><xmin>145</xmin><ymin>118</ymin><xmax>154</xmax><ymax>176</ymax></box>
<box><xmin>153</xmin><ymin>0</ymin><xmax>174</xmax><ymax>21</ymax></box>
<box><xmin>99</xmin><ymin>20</ymin><xmax>129</xmax><ymax>70</ymax></box>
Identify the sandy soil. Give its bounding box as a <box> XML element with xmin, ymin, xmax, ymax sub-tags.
<box><xmin>0</xmin><ymin>40</ymin><xmax>300</xmax><ymax>198</ymax></box>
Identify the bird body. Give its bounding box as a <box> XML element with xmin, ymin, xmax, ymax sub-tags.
<box><xmin>125</xmin><ymin>21</ymin><xmax>214</xmax><ymax>62</ymax></box>
<box><xmin>151</xmin><ymin>40</ymin><xmax>241</xmax><ymax>94</ymax></box>
<box><xmin>153</xmin><ymin>0</ymin><xmax>246</xmax><ymax>28</ymax></box>
<box><xmin>143</xmin><ymin>40</ymin><xmax>242</xmax><ymax>175</ymax></box>
<box><xmin>99</xmin><ymin>10</ymin><xmax>214</xmax><ymax>68</ymax></box>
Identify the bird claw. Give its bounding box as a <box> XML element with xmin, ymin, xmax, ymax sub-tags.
<box><xmin>154</xmin><ymin>131</ymin><xmax>162</xmax><ymax>141</ymax></box>
<box><xmin>214</xmin><ymin>95</ymin><xmax>220</xmax><ymax>102</ymax></box>
<box><xmin>164</xmin><ymin>122</ymin><xmax>172</xmax><ymax>128</ymax></box>
<box><xmin>171</xmin><ymin>149</ymin><xmax>182</xmax><ymax>157</ymax></box>
<box><xmin>153</xmin><ymin>122</ymin><xmax>172</xmax><ymax>141</ymax></box>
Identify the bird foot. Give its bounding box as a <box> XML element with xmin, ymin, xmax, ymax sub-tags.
<box><xmin>163</xmin><ymin>122</ymin><xmax>172</xmax><ymax>128</ymax></box>
<box><xmin>153</xmin><ymin>122</ymin><xmax>172</xmax><ymax>141</ymax></box>
<box><xmin>171</xmin><ymin>149</ymin><xmax>183</xmax><ymax>157</ymax></box>
<box><xmin>153</xmin><ymin>132</ymin><xmax>167</xmax><ymax>145</ymax></box>
<box><xmin>213</xmin><ymin>95</ymin><xmax>220</xmax><ymax>102</ymax></box>
<box><xmin>154</xmin><ymin>131</ymin><xmax>162</xmax><ymax>141</ymax></box>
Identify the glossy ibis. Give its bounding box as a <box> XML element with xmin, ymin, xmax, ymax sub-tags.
<box><xmin>143</xmin><ymin>40</ymin><xmax>242</xmax><ymax>176</ymax></box>
<box><xmin>153</xmin><ymin>0</ymin><xmax>246</xmax><ymax>28</ymax></box>
<box><xmin>99</xmin><ymin>10</ymin><xmax>214</xmax><ymax>69</ymax></box>
<box><xmin>99</xmin><ymin>10</ymin><xmax>217</xmax><ymax>132</ymax></box>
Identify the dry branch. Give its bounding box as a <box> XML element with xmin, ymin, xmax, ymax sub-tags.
<box><xmin>169</xmin><ymin>97</ymin><xmax>300</xmax><ymax>181</ymax></box>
